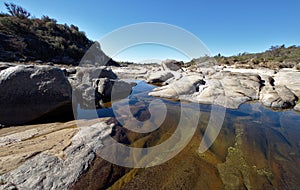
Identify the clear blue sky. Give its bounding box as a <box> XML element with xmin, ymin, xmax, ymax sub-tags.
<box><xmin>1</xmin><ymin>0</ymin><xmax>299</xmax><ymax>62</ymax></box>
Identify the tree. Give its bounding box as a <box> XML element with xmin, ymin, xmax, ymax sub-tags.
<box><xmin>269</xmin><ymin>45</ymin><xmax>281</xmax><ymax>57</ymax></box>
<box><xmin>4</xmin><ymin>2</ymin><xmax>31</xmax><ymax>19</ymax></box>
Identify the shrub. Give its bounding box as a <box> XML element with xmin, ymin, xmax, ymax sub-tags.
<box><xmin>4</xmin><ymin>2</ymin><xmax>31</xmax><ymax>19</ymax></box>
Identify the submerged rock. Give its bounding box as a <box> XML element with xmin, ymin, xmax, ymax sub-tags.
<box><xmin>0</xmin><ymin>65</ymin><xmax>72</xmax><ymax>126</ymax></box>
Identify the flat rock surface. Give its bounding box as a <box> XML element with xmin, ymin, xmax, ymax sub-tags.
<box><xmin>0</xmin><ymin>118</ymin><xmax>114</xmax><ymax>190</ymax></box>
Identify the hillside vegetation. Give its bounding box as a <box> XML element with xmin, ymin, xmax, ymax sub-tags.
<box><xmin>214</xmin><ymin>45</ymin><xmax>300</xmax><ymax>69</ymax></box>
<box><xmin>0</xmin><ymin>3</ymin><xmax>119</xmax><ymax>66</ymax></box>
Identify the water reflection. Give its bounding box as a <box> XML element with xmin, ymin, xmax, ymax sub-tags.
<box><xmin>76</xmin><ymin>80</ymin><xmax>300</xmax><ymax>188</ymax></box>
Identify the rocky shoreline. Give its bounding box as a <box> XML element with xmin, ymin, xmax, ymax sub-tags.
<box><xmin>0</xmin><ymin>60</ymin><xmax>300</xmax><ymax>189</ymax></box>
<box><xmin>1</xmin><ymin>58</ymin><xmax>299</xmax><ymax>126</ymax></box>
<box><xmin>113</xmin><ymin>59</ymin><xmax>300</xmax><ymax>111</ymax></box>
<box><xmin>0</xmin><ymin>59</ymin><xmax>299</xmax><ymax>126</ymax></box>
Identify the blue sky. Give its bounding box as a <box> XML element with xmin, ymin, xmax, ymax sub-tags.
<box><xmin>1</xmin><ymin>0</ymin><xmax>299</xmax><ymax>62</ymax></box>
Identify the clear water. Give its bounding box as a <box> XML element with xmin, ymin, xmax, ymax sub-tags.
<box><xmin>76</xmin><ymin>80</ymin><xmax>300</xmax><ymax>188</ymax></box>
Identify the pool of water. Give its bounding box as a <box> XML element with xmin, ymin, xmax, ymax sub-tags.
<box><xmin>76</xmin><ymin>80</ymin><xmax>300</xmax><ymax>189</ymax></box>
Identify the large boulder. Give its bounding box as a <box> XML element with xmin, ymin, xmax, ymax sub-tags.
<box><xmin>0</xmin><ymin>65</ymin><xmax>72</xmax><ymax>126</ymax></box>
<box><xmin>260</xmin><ymin>85</ymin><xmax>298</xmax><ymax>109</ymax></box>
<box><xmin>274</xmin><ymin>70</ymin><xmax>300</xmax><ymax>97</ymax></box>
<box><xmin>149</xmin><ymin>75</ymin><xmax>204</xmax><ymax>99</ymax></box>
<box><xmin>96</xmin><ymin>78</ymin><xmax>136</xmax><ymax>102</ymax></box>
<box><xmin>73</xmin><ymin>67</ymin><xmax>117</xmax><ymax>108</ymax></box>
<box><xmin>75</xmin><ymin>67</ymin><xmax>117</xmax><ymax>84</ymax></box>
<box><xmin>162</xmin><ymin>59</ymin><xmax>182</xmax><ymax>71</ymax></box>
<box><xmin>146</xmin><ymin>71</ymin><xmax>174</xmax><ymax>84</ymax></box>
<box><xmin>73</xmin><ymin>68</ymin><xmax>136</xmax><ymax>109</ymax></box>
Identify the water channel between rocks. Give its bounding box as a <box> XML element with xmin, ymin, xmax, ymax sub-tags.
<box><xmin>75</xmin><ymin>80</ymin><xmax>300</xmax><ymax>189</ymax></box>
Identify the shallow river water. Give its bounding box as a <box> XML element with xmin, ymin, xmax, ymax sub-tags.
<box><xmin>75</xmin><ymin>81</ymin><xmax>300</xmax><ymax>189</ymax></box>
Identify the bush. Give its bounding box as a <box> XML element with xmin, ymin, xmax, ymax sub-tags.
<box><xmin>45</xmin><ymin>21</ymin><xmax>56</xmax><ymax>29</ymax></box>
<box><xmin>4</xmin><ymin>2</ymin><xmax>31</xmax><ymax>19</ymax></box>
<box><xmin>0</xmin><ymin>2</ymin><xmax>95</xmax><ymax>65</ymax></box>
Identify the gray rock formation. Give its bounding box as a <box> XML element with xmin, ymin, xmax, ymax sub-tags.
<box><xmin>149</xmin><ymin>75</ymin><xmax>204</xmax><ymax>99</ymax></box>
<box><xmin>294</xmin><ymin>103</ymin><xmax>300</xmax><ymax>112</ymax></box>
<box><xmin>149</xmin><ymin>72</ymin><xmax>262</xmax><ymax>109</ymax></box>
<box><xmin>73</xmin><ymin>67</ymin><xmax>136</xmax><ymax>109</ymax></box>
<box><xmin>162</xmin><ymin>59</ymin><xmax>182</xmax><ymax>71</ymax></box>
<box><xmin>0</xmin><ymin>65</ymin><xmax>72</xmax><ymax>125</ymax></box>
<box><xmin>75</xmin><ymin>67</ymin><xmax>117</xmax><ymax>84</ymax></box>
<box><xmin>274</xmin><ymin>70</ymin><xmax>300</xmax><ymax>97</ymax></box>
<box><xmin>146</xmin><ymin>71</ymin><xmax>174</xmax><ymax>84</ymax></box>
<box><xmin>96</xmin><ymin>78</ymin><xmax>136</xmax><ymax>102</ymax></box>
<box><xmin>260</xmin><ymin>85</ymin><xmax>298</xmax><ymax>109</ymax></box>
<box><xmin>0</xmin><ymin>120</ymin><xmax>114</xmax><ymax>190</ymax></box>
<box><xmin>111</xmin><ymin>65</ymin><xmax>149</xmax><ymax>79</ymax></box>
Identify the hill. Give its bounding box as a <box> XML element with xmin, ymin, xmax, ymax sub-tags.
<box><xmin>0</xmin><ymin>3</ymin><xmax>118</xmax><ymax>66</ymax></box>
<box><xmin>214</xmin><ymin>45</ymin><xmax>300</xmax><ymax>69</ymax></box>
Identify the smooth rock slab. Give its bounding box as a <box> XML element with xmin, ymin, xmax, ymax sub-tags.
<box><xmin>0</xmin><ymin>119</ymin><xmax>114</xmax><ymax>190</ymax></box>
<box><xmin>149</xmin><ymin>72</ymin><xmax>262</xmax><ymax>109</ymax></box>
<box><xmin>149</xmin><ymin>75</ymin><xmax>204</xmax><ymax>99</ymax></box>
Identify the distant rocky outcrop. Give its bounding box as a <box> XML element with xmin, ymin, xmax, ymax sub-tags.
<box><xmin>162</xmin><ymin>59</ymin><xmax>182</xmax><ymax>71</ymax></box>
